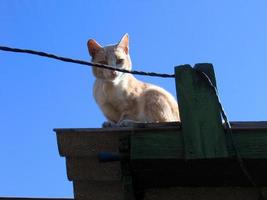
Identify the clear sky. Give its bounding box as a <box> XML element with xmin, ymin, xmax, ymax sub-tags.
<box><xmin>0</xmin><ymin>0</ymin><xmax>267</xmax><ymax>198</ymax></box>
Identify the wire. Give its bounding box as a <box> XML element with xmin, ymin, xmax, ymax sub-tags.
<box><xmin>0</xmin><ymin>46</ymin><xmax>175</xmax><ymax>78</ymax></box>
<box><xmin>0</xmin><ymin>44</ymin><xmax>264</xmax><ymax>199</ymax></box>
<box><xmin>196</xmin><ymin>70</ymin><xmax>265</xmax><ymax>200</ymax></box>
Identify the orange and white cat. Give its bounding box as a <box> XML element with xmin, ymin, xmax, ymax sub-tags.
<box><xmin>87</xmin><ymin>34</ymin><xmax>180</xmax><ymax>127</ymax></box>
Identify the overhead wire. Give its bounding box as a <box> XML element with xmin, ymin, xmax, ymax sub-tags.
<box><xmin>0</xmin><ymin>46</ymin><xmax>175</xmax><ymax>78</ymax></box>
<box><xmin>0</xmin><ymin>45</ymin><xmax>264</xmax><ymax>200</ymax></box>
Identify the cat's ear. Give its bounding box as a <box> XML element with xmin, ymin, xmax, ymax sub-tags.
<box><xmin>118</xmin><ymin>33</ymin><xmax>129</xmax><ymax>55</ymax></box>
<box><xmin>87</xmin><ymin>39</ymin><xmax>102</xmax><ymax>58</ymax></box>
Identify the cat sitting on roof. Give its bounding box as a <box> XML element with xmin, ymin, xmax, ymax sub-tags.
<box><xmin>87</xmin><ymin>34</ymin><xmax>180</xmax><ymax>127</ymax></box>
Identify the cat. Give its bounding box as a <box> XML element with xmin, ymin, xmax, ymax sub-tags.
<box><xmin>87</xmin><ymin>33</ymin><xmax>180</xmax><ymax>127</ymax></box>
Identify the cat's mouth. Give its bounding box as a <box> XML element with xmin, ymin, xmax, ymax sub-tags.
<box><xmin>93</xmin><ymin>67</ymin><xmax>122</xmax><ymax>81</ymax></box>
<box><xmin>107</xmin><ymin>70</ymin><xmax>125</xmax><ymax>83</ymax></box>
<box><xmin>110</xmin><ymin>70</ymin><xmax>117</xmax><ymax>78</ymax></box>
<box><xmin>102</xmin><ymin>69</ymin><xmax>119</xmax><ymax>80</ymax></box>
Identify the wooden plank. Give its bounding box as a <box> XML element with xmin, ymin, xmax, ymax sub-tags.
<box><xmin>66</xmin><ymin>156</ymin><xmax>121</xmax><ymax>181</ymax></box>
<box><xmin>229</xmin><ymin>121</ymin><xmax>267</xmax><ymax>130</ymax></box>
<box><xmin>54</xmin><ymin>122</ymin><xmax>181</xmax><ymax>133</ymax></box>
<box><xmin>230</xmin><ymin>129</ymin><xmax>267</xmax><ymax>158</ymax></box>
<box><xmin>130</xmin><ymin>129</ymin><xmax>267</xmax><ymax>159</ymax></box>
<box><xmin>56</xmin><ymin>131</ymin><xmax>125</xmax><ymax>157</ymax></box>
<box><xmin>55</xmin><ymin>124</ymin><xmax>181</xmax><ymax>157</ymax></box>
<box><xmin>131</xmin><ymin>159</ymin><xmax>267</xmax><ymax>187</ymax></box>
<box><xmin>55</xmin><ymin>122</ymin><xmax>267</xmax><ymax>159</ymax></box>
<box><xmin>73</xmin><ymin>180</ymin><xmax>123</xmax><ymax>200</ymax></box>
<box><xmin>131</xmin><ymin>131</ymin><xmax>184</xmax><ymax>159</ymax></box>
<box><xmin>53</xmin><ymin>122</ymin><xmax>267</xmax><ymax>198</ymax></box>
<box><xmin>175</xmin><ymin>64</ymin><xmax>228</xmax><ymax>159</ymax></box>
<box><xmin>53</xmin><ymin>121</ymin><xmax>267</xmax><ymax>134</ymax></box>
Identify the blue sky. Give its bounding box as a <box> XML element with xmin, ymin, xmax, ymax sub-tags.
<box><xmin>0</xmin><ymin>0</ymin><xmax>267</xmax><ymax>198</ymax></box>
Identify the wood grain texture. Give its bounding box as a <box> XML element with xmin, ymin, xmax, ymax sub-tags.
<box><xmin>55</xmin><ymin>123</ymin><xmax>181</xmax><ymax>157</ymax></box>
<box><xmin>130</xmin><ymin>128</ymin><xmax>267</xmax><ymax>159</ymax></box>
<box><xmin>175</xmin><ymin>64</ymin><xmax>228</xmax><ymax>159</ymax></box>
<box><xmin>66</xmin><ymin>156</ymin><xmax>121</xmax><ymax>181</ymax></box>
<box><xmin>54</xmin><ymin>122</ymin><xmax>181</xmax><ymax>133</ymax></box>
<box><xmin>230</xmin><ymin>129</ymin><xmax>267</xmax><ymax>158</ymax></box>
<box><xmin>54</xmin><ymin>121</ymin><xmax>267</xmax><ymax>199</ymax></box>
<box><xmin>55</xmin><ymin>121</ymin><xmax>267</xmax><ymax>159</ymax></box>
<box><xmin>56</xmin><ymin>131</ymin><xmax>125</xmax><ymax>157</ymax></box>
<box><xmin>229</xmin><ymin>121</ymin><xmax>267</xmax><ymax>130</ymax></box>
<box><xmin>73</xmin><ymin>180</ymin><xmax>123</xmax><ymax>200</ymax></box>
<box><xmin>131</xmin><ymin>131</ymin><xmax>184</xmax><ymax>159</ymax></box>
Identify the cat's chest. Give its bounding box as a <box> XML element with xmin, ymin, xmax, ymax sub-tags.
<box><xmin>94</xmin><ymin>80</ymin><xmax>129</xmax><ymax>105</ymax></box>
<box><xmin>104</xmin><ymin>84</ymin><xmax>126</xmax><ymax>102</ymax></box>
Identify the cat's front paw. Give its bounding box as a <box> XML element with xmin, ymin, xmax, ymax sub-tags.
<box><xmin>118</xmin><ymin>119</ymin><xmax>143</xmax><ymax>127</ymax></box>
<box><xmin>102</xmin><ymin>121</ymin><xmax>116</xmax><ymax>128</ymax></box>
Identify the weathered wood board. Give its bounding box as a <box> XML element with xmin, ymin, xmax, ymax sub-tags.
<box><xmin>55</xmin><ymin>121</ymin><xmax>267</xmax><ymax>200</ymax></box>
<box><xmin>54</xmin><ymin>64</ymin><xmax>267</xmax><ymax>199</ymax></box>
<box><xmin>175</xmin><ymin>64</ymin><xmax>228</xmax><ymax>159</ymax></box>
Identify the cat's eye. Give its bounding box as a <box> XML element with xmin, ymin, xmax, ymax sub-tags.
<box><xmin>116</xmin><ymin>59</ymin><xmax>124</xmax><ymax>65</ymax></box>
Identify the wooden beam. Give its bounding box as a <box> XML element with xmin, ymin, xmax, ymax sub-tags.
<box><xmin>175</xmin><ymin>64</ymin><xmax>228</xmax><ymax>159</ymax></box>
<box><xmin>55</xmin><ymin>121</ymin><xmax>267</xmax><ymax>159</ymax></box>
<box><xmin>130</xmin><ymin>122</ymin><xmax>267</xmax><ymax>159</ymax></box>
<box><xmin>130</xmin><ymin>159</ymin><xmax>267</xmax><ymax>188</ymax></box>
<box><xmin>55</xmin><ymin>121</ymin><xmax>267</xmax><ymax>194</ymax></box>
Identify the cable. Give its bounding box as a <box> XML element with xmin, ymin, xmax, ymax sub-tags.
<box><xmin>0</xmin><ymin>44</ymin><xmax>263</xmax><ymax>199</ymax></box>
<box><xmin>196</xmin><ymin>70</ymin><xmax>265</xmax><ymax>200</ymax></box>
<box><xmin>0</xmin><ymin>46</ymin><xmax>175</xmax><ymax>78</ymax></box>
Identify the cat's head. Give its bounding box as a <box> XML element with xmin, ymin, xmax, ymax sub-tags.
<box><xmin>87</xmin><ymin>34</ymin><xmax>132</xmax><ymax>82</ymax></box>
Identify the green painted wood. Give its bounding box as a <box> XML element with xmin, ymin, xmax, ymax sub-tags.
<box><xmin>174</xmin><ymin>64</ymin><xmax>228</xmax><ymax>159</ymax></box>
<box><xmin>229</xmin><ymin>129</ymin><xmax>267</xmax><ymax>158</ymax></box>
<box><xmin>131</xmin><ymin>131</ymin><xmax>184</xmax><ymax>160</ymax></box>
<box><xmin>194</xmin><ymin>63</ymin><xmax>217</xmax><ymax>88</ymax></box>
<box><xmin>130</xmin><ymin>128</ymin><xmax>267</xmax><ymax>160</ymax></box>
<box><xmin>130</xmin><ymin>159</ymin><xmax>267</xmax><ymax>187</ymax></box>
<box><xmin>54</xmin><ymin>121</ymin><xmax>267</xmax><ymax>160</ymax></box>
